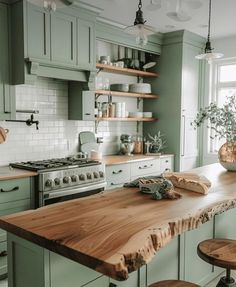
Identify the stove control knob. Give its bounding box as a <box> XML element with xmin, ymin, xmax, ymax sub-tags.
<box><xmin>54</xmin><ymin>178</ymin><xmax>61</xmax><ymax>186</ymax></box>
<box><xmin>86</xmin><ymin>173</ymin><xmax>92</xmax><ymax>180</ymax></box>
<box><xmin>45</xmin><ymin>179</ymin><xmax>53</xmax><ymax>188</ymax></box>
<box><xmin>93</xmin><ymin>172</ymin><xmax>99</xmax><ymax>179</ymax></box>
<box><xmin>99</xmin><ymin>171</ymin><xmax>104</xmax><ymax>178</ymax></box>
<box><xmin>71</xmin><ymin>175</ymin><xmax>78</xmax><ymax>182</ymax></box>
<box><xmin>79</xmin><ymin>174</ymin><xmax>86</xmax><ymax>181</ymax></box>
<box><xmin>63</xmin><ymin>176</ymin><xmax>70</xmax><ymax>184</ymax></box>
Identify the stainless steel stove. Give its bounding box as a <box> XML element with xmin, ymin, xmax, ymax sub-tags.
<box><xmin>11</xmin><ymin>157</ymin><xmax>106</xmax><ymax>207</ymax></box>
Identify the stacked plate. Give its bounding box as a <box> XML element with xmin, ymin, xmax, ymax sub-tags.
<box><xmin>129</xmin><ymin>83</ymin><xmax>151</xmax><ymax>94</ymax></box>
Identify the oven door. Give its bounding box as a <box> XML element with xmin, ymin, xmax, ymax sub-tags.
<box><xmin>39</xmin><ymin>182</ymin><xmax>106</xmax><ymax>207</ymax></box>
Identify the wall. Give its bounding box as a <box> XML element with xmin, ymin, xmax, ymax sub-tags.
<box><xmin>0</xmin><ymin>77</ymin><xmax>138</xmax><ymax>166</ymax></box>
<box><xmin>212</xmin><ymin>35</ymin><xmax>236</xmax><ymax>58</ymax></box>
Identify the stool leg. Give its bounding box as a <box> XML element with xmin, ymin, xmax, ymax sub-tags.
<box><xmin>216</xmin><ymin>269</ymin><xmax>236</xmax><ymax>287</ymax></box>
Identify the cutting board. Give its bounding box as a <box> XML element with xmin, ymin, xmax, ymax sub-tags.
<box><xmin>79</xmin><ymin>131</ymin><xmax>96</xmax><ymax>145</ymax></box>
<box><xmin>80</xmin><ymin>142</ymin><xmax>99</xmax><ymax>153</ymax></box>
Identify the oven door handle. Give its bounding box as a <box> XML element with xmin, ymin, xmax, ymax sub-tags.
<box><xmin>43</xmin><ymin>182</ymin><xmax>107</xmax><ymax>200</ymax></box>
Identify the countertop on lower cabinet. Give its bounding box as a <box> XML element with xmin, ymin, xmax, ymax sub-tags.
<box><xmin>0</xmin><ymin>164</ymin><xmax>236</xmax><ymax>281</ymax></box>
<box><xmin>0</xmin><ymin>166</ymin><xmax>38</xmax><ymax>180</ymax></box>
<box><xmin>102</xmin><ymin>154</ymin><xmax>174</xmax><ymax>166</ymax></box>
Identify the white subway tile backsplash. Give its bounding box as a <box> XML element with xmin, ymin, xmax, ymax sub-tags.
<box><xmin>0</xmin><ymin>77</ymin><xmax>141</xmax><ymax>166</ymax></box>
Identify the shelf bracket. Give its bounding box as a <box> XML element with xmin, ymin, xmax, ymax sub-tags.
<box><xmin>137</xmin><ymin>97</ymin><xmax>142</xmax><ymax>109</ymax></box>
<box><xmin>95</xmin><ymin>120</ymin><xmax>99</xmax><ymax>133</ymax></box>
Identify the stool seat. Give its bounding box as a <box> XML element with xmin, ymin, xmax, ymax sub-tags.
<box><xmin>198</xmin><ymin>239</ymin><xmax>236</xmax><ymax>270</ymax></box>
<box><xmin>148</xmin><ymin>280</ymin><xmax>200</xmax><ymax>287</ymax></box>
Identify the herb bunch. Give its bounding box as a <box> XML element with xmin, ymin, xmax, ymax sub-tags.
<box><xmin>192</xmin><ymin>94</ymin><xmax>236</xmax><ymax>142</ymax></box>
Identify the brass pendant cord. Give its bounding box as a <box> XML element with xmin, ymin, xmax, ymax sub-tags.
<box><xmin>207</xmin><ymin>0</ymin><xmax>212</xmax><ymax>43</ymax></box>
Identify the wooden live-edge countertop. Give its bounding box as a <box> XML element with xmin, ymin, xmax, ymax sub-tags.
<box><xmin>0</xmin><ymin>166</ymin><xmax>38</xmax><ymax>180</ymax></box>
<box><xmin>0</xmin><ymin>164</ymin><xmax>236</xmax><ymax>281</ymax></box>
<box><xmin>103</xmin><ymin>154</ymin><xmax>174</xmax><ymax>166</ymax></box>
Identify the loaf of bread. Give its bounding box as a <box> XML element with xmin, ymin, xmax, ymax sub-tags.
<box><xmin>163</xmin><ymin>172</ymin><xmax>211</xmax><ymax>195</ymax></box>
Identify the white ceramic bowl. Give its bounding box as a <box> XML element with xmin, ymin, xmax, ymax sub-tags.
<box><xmin>129</xmin><ymin>112</ymin><xmax>143</xmax><ymax>118</ymax></box>
<box><xmin>129</xmin><ymin>83</ymin><xmax>151</xmax><ymax>94</ymax></box>
<box><xmin>143</xmin><ymin>112</ymin><xmax>153</xmax><ymax>118</ymax></box>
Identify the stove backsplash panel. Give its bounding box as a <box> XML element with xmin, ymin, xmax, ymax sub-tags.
<box><xmin>0</xmin><ymin>77</ymin><xmax>138</xmax><ymax>166</ymax></box>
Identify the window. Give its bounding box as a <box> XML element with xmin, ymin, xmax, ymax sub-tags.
<box><xmin>209</xmin><ymin>59</ymin><xmax>236</xmax><ymax>153</ymax></box>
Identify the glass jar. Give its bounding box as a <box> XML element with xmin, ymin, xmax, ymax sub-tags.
<box><xmin>133</xmin><ymin>135</ymin><xmax>143</xmax><ymax>154</ymax></box>
<box><xmin>102</xmin><ymin>102</ymin><xmax>109</xmax><ymax>118</ymax></box>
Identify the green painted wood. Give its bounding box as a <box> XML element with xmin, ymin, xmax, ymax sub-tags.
<box><xmin>7</xmin><ymin>233</ymin><xmax>50</xmax><ymax>287</ymax></box>
<box><xmin>96</xmin><ymin>20</ymin><xmax>162</xmax><ymax>55</ymax></box>
<box><xmin>181</xmin><ymin>220</ymin><xmax>214</xmax><ymax>286</ymax></box>
<box><xmin>0</xmin><ymin>3</ymin><xmax>15</xmax><ymax>120</ymax></box>
<box><xmin>51</xmin><ymin>12</ymin><xmax>76</xmax><ymax>65</ymax></box>
<box><xmin>143</xmin><ymin>30</ymin><xmax>204</xmax><ymax>171</ymax></box>
<box><xmin>147</xmin><ymin>236</ymin><xmax>179</xmax><ymax>286</ymax></box>
<box><xmin>26</xmin><ymin>3</ymin><xmax>50</xmax><ymax>60</ymax></box>
<box><xmin>0</xmin><ymin>241</ymin><xmax>7</xmax><ymax>278</ymax></box>
<box><xmin>50</xmin><ymin>251</ymin><xmax>106</xmax><ymax>287</ymax></box>
<box><xmin>68</xmin><ymin>82</ymin><xmax>95</xmax><ymax>120</ymax></box>
<box><xmin>84</xmin><ymin>276</ymin><xmax>109</xmax><ymax>287</ymax></box>
<box><xmin>77</xmin><ymin>18</ymin><xmax>95</xmax><ymax>70</ymax></box>
<box><xmin>0</xmin><ymin>177</ymin><xmax>31</xmax><ymax>204</ymax></box>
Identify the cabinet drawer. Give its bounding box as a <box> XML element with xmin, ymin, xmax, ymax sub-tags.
<box><xmin>106</xmin><ymin>164</ymin><xmax>130</xmax><ymax>188</ymax></box>
<box><xmin>0</xmin><ymin>199</ymin><xmax>32</xmax><ymax>242</ymax></box>
<box><xmin>0</xmin><ymin>241</ymin><xmax>7</xmax><ymax>277</ymax></box>
<box><xmin>0</xmin><ymin>178</ymin><xmax>31</xmax><ymax>203</ymax></box>
<box><xmin>160</xmin><ymin>157</ymin><xmax>173</xmax><ymax>172</ymax></box>
<box><xmin>131</xmin><ymin>159</ymin><xmax>161</xmax><ymax>178</ymax></box>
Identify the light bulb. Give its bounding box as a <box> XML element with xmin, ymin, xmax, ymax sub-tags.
<box><xmin>135</xmin><ymin>26</ymin><xmax>148</xmax><ymax>46</ymax></box>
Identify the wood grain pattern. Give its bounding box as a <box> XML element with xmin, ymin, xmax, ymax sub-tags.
<box><xmin>95</xmin><ymin>89</ymin><xmax>159</xmax><ymax>99</ymax></box>
<box><xmin>103</xmin><ymin>155</ymin><xmax>174</xmax><ymax>166</ymax></box>
<box><xmin>197</xmin><ymin>239</ymin><xmax>236</xmax><ymax>270</ymax></box>
<box><xmin>96</xmin><ymin>117</ymin><xmax>158</xmax><ymax>122</ymax></box>
<box><xmin>96</xmin><ymin>63</ymin><xmax>159</xmax><ymax>77</ymax></box>
<box><xmin>149</xmin><ymin>280</ymin><xmax>200</xmax><ymax>287</ymax></box>
<box><xmin>0</xmin><ymin>166</ymin><xmax>38</xmax><ymax>180</ymax></box>
<box><xmin>0</xmin><ymin>164</ymin><xmax>236</xmax><ymax>281</ymax></box>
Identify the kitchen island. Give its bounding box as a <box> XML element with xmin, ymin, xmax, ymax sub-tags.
<box><xmin>0</xmin><ymin>164</ymin><xmax>236</xmax><ymax>287</ymax></box>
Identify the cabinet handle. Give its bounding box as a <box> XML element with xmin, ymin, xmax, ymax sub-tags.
<box><xmin>0</xmin><ymin>186</ymin><xmax>19</xmax><ymax>193</ymax></box>
<box><xmin>109</xmin><ymin>283</ymin><xmax>117</xmax><ymax>287</ymax></box>
<box><xmin>85</xmin><ymin>113</ymin><xmax>91</xmax><ymax>115</ymax></box>
<box><xmin>110</xmin><ymin>182</ymin><xmax>122</xmax><ymax>186</ymax></box>
<box><xmin>165</xmin><ymin>168</ymin><xmax>171</xmax><ymax>172</ymax></box>
<box><xmin>139</xmin><ymin>164</ymin><xmax>153</xmax><ymax>170</ymax></box>
<box><xmin>0</xmin><ymin>250</ymin><xmax>7</xmax><ymax>257</ymax></box>
<box><xmin>112</xmin><ymin>170</ymin><xmax>123</xmax><ymax>174</ymax></box>
<box><xmin>165</xmin><ymin>160</ymin><xmax>169</xmax><ymax>163</ymax></box>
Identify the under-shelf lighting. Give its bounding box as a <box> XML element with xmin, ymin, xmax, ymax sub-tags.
<box><xmin>124</xmin><ymin>0</ymin><xmax>156</xmax><ymax>46</ymax></box>
<box><xmin>195</xmin><ymin>0</ymin><xmax>223</xmax><ymax>63</ymax></box>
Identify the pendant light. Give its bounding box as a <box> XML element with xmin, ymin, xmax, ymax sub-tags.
<box><xmin>195</xmin><ymin>0</ymin><xmax>223</xmax><ymax>63</ymax></box>
<box><xmin>27</xmin><ymin>0</ymin><xmax>73</xmax><ymax>12</ymax></box>
<box><xmin>124</xmin><ymin>0</ymin><xmax>156</xmax><ymax>46</ymax></box>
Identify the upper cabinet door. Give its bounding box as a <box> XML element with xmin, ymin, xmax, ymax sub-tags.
<box><xmin>51</xmin><ymin>12</ymin><xmax>76</xmax><ymax>65</ymax></box>
<box><xmin>77</xmin><ymin>18</ymin><xmax>95</xmax><ymax>70</ymax></box>
<box><xmin>26</xmin><ymin>3</ymin><xmax>50</xmax><ymax>60</ymax></box>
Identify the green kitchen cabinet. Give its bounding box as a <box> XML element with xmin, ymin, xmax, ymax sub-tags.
<box><xmin>10</xmin><ymin>1</ymin><xmax>98</xmax><ymax>84</ymax></box>
<box><xmin>51</xmin><ymin>12</ymin><xmax>76</xmax><ymax>65</ymax></box>
<box><xmin>0</xmin><ymin>3</ymin><xmax>15</xmax><ymax>120</ymax></box>
<box><xmin>26</xmin><ymin>3</ymin><xmax>50</xmax><ymax>60</ymax></box>
<box><xmin>147</xmin><ymin>237</ymin><xmax>179</xmax><ymax>286</ymax></box>
<box><xmin>143</xmin><ymin>30</ymin><xmax>205</xmax><ymax>172</ymax></box>
<box><xmin>0</xmin><ymin>177</ymin><xmax>32</xmax><ymax>279</ymax></box>
<box><xmin>179</xmin><ymin>220</ymin><xmax>215</xmax><ymax>286</ymax></box>
<box><xmin>77</xmin><ymin>18</ymin><xmax>95</xmax><ymax>70</ymax></box>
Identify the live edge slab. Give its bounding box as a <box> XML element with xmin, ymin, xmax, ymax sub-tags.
<box><xmin>0</xmin><ymin>163</ymin><xmax>236</xmax><ymax>287</ymax></box>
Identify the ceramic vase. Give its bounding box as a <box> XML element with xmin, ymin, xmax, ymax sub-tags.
<box><xmin>218</xmin><ymin>141</ymin><xmax>236</xmax><ymax>171</ymax></box>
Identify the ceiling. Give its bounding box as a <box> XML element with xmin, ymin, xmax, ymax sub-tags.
<box><xmin>82</xmin><ymin>0</ymin><xmax>236</xmax><ymax>39</ymax></box>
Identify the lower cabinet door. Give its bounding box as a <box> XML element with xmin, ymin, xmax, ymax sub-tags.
<box><xmin>180</xmin><ymin>220</ymin><xmax>214</xmax><ymax>286</ymax></box>
<box><xmin>0</xmin><ymin>241</ymin><xmax>7</xmax><ymax>278</ymax></box>
<box><xmin>147</xmin><ymin>237</ymin><xmax>179</xmax><ymax>286</ymax></box>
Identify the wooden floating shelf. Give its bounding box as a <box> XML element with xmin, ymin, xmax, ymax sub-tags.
<box><xmin>96</xmin><ymin>63</ymin><xmax>159</xmax><ymax>77</ymax></box>
<box><xmin>96</xmin><ymin>117</ymin><xmax>158</xmax><ymax>122</ymax></box>
<box><xmin>95</xmin><ymin>89</ymin><xmax>159</xmax><ymax>99</ymax></box>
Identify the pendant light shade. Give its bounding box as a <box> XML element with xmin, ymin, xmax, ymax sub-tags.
<box><xmin>124</xmin><ymin>0</ymin><xmax>156</xmax><ymax>46</ymax></box>
<box><xmin>27</xmin><ymin>0</ymin><xmax>73</xmax><ymax>12</ymax></box>
<box><xmin>195</xmin><ymin>0</ymin><xmax>223</xmax><ymax>63</ymax></box>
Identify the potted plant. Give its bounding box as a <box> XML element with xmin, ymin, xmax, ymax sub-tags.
<box><xmin>192</xmin><ymin>94</ymin><xmax>236</xmax><ymax>171</ymax></box>
<box><xmin>148</xmin><ymin>131</ymin><xmax>167</xmax><ymax>154</ymax></box>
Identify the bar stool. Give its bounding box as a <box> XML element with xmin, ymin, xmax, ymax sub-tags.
<box><xmin>198</xmin><ymin>239</ymin><xmax>236</xmax><ymax>287</ymax></box>
<box><xmin>148</xmin><ymin>280</ymin><xmax>200</xmax><ymax>287</ymax></box>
